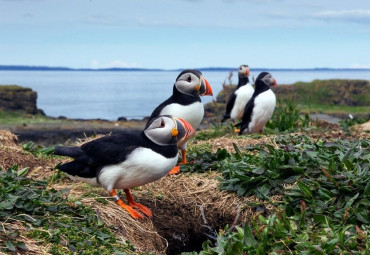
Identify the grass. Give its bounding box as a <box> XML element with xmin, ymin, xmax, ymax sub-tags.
<box><xmin>0</xmin><ymin>110</ymin><xmax>64</xmax><ymax>125</ymax></box>
<box><xmin>299</xmin><ymin>104</ymin><xmax>370</xmax><ymax>116</ymax></box>
<box><xmin>0</xmin><ymin>85</ymin><xmax>29</xmax><ymax>91</ymax></box>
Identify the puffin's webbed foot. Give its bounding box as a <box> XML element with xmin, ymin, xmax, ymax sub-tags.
<box><xmin>124</xmin><ymin>189</ymin><xmax>152</xmax><ymax>217</ymax></box>
<box><xmin>168</xmin><ymin>165</ymin><xmax>181</xmax><ymax>175</ymax></box>
<box><xmin>168</xmin><ymin>149</ymin><xmax>187</xmax><ymax>175</ymax></box>
<box><xmin>109</xmin><ymin>189</ymin><xmax>144</xmax><ymax>219</ymax></box>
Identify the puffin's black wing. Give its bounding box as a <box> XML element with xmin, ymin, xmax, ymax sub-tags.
<box><xmin>221</xmin><ymin>92</ymin><xmax>236</xmax><ymax>122</ymax></box>
<box><xmin>55</xmin><ymin>132</ymin><xmax>144</xmax><ymax>177</ymax></box>
<box><xmin>80</xmin><ymin>132</ymin><xmax>143</xmax><ymax>166</ymax></box>
<box><xmin>238</xmin><ymin>98</ymin><xmax>255</xmax><ymax>135</ymax></box>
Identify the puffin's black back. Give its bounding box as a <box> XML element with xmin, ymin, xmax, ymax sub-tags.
<box><xmin>237</xmin><ymin>72</ymin><xmax>271</xmax><ymax>134</ymax></box>
<box><xmin>145</xmin><ymin>70</ymin><xmax>202</xmax><ymax>129</ymax></box>
<box><xmin>221</xmin><ymin>69</ymin><xmax>250</xmax><ymax>122</ymax></box>
<box><xmin>221</xmin><ymin>92</ymin><xmax>236</xmax><ymax>122</ymax></box>
<box><xmin>55</xmin><ymin>131</ymin><xmax>178</xmax><ymax>178</ymax></box>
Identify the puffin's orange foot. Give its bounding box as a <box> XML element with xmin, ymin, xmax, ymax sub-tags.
<box><xmin>234</xmin><ymin>128</ymin><xmax>240</xmax><ymax>133</ymax></box>
<box><xmin>168</xmin><ymin>165</ymin><xmax>181</xmax><ymax>175</ymax></box>
<box><xmin>129</xmin><ymin>202</ymin><xmax>152</xmax><ymax>217</ymax></box>
<box><xmin>116</xmin><ymin>199</ymin><xmax>144</xmax><ymax>219</ymax></box>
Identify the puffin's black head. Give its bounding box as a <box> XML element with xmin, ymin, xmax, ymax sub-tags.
<box><xmin>238</xmin><ymin>65</ymin><xmax>250</xmax><ymax>78</ymax></box>
<box><xmin>255</xmin><ymin>72</ymin><xmax>278</xmax><ymax>89</ymax></box>
<box><xmin>174</xmin><ymin>69</ymin><xmax>213</xmax><ymax>97</ymax></box>
<box><xmin>144</xmin><ymin>115</ymin><xmax>195</xmax><ymax>146</ymax></box>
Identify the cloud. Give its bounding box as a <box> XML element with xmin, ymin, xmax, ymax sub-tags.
<box><xmin>349</xmin><ymin>63</ymin><xmax>370</xmax><ymax>69</ymax></box>
<box><xmin>313</xmin><ymin>9</ymin><xmax>370</xmax><ymax>24</ymax></box>
<box><xmin>82</xmin><ymin>15</ymin><xmax>112</xmax><ymax>25</ymax></box>
<box><xmin>91</xmin><ymin>60</ymin><xmax>139</xmax><ymax>69</ymax></box>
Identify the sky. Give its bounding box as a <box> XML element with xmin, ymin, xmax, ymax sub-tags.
<box><xmin>1</xmin><ymin>0</ymin><xmax>370</xmax><ymax>69</ymax></box>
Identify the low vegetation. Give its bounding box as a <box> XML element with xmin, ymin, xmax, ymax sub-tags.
<box><xmin>184</xmin><ymin>135</ymin><xmax>369</xmax><ymax>254</ymax></box>
<box><xmin>0</xmin><ymin>166</ymin><xmax>136</xmax><ymax>254</ymax></box>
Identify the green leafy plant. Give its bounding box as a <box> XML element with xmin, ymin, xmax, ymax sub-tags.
<box><xmin>266</xmin><ymin>98</ymin><xmax>310</xmax><ymax>132</ymax></box>
<box><xmin>186</xmin><ymin>135</ymin><xmax>369</xmax><ymax>254</ymax></box>
<box><xmin>22</xmin><ymin>141</ymin><xmax>55</xmax><ymax>157</ymax></box>
<box><xmin>0</xmin><ymin>166</ymin><xmax>135</xmax><ymax>254</ymax></box>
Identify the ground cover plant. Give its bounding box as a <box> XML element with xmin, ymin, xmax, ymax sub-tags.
<box><xmin>0</xmin><ymin>166</ymin><xmax>136</xmax><ymax>254</ymax></box>
<box><xmin>183</xmin><ymin>134</ymin><xmax>370</xmax><ymax>254</ymax></box>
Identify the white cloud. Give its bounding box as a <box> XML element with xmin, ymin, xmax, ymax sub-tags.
<box><xmin>82</xmin><ymin>15</ymin><xmax>111</xmax><ymax>25</ymax></box>
<box><xmin>313</xmin><ymin>9</ymin><xmax>370</xmax><ymax>24</ymax></box>
<box><xmin>349</xmin><ymin>63</ymin><xmax>370</xmax><ymax>69</ymax></box>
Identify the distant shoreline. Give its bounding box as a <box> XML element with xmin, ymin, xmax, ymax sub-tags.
<box><xmin>1</xmin><ymin>65</ymin><xmax>370</xmax><ymax>72</ymax></box>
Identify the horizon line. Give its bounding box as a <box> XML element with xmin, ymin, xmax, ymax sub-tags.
<box><xmin>0</xmin><ymin>65</ymin><xmax>370</xmax><ymax>72</ymax></box>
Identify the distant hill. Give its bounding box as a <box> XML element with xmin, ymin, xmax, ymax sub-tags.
<box><xmin>1</xmin><ymin>65</ymin><xmax>369</xmax><ymax>72</ymax></box>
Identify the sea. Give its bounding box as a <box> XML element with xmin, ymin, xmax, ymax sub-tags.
<box><xmin>1</xmin><ymin>69</ymin><xmax>369</xmax><ymax>120</ymax></box>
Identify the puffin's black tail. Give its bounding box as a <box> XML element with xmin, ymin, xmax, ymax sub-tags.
<box><xmin>57</xmin><ymin>161</ymin><xmax>97</xmax><ymax>178</ymax></box>
<box><xmin>55</xmin><ymin>146</ymin><xmax>97</xmax><ymax>178</ymax></box>
<box><xmin>221</xmin><ymin>114</ymin><xmax>230</xmax><ymax>123</ymax></box>
<box><xmin>55</xmin><ymin>146</ymin><xmax>84</xmax><ymax>159</ymax></box>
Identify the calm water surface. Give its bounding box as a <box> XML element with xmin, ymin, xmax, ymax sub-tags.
<box><xmin>1</xmin><ymin>70</ymin><xmax>369</xmax><ymax>120</ymax></box>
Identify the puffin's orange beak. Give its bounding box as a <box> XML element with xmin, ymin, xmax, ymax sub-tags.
<box><xmin>178</xmin><ymin>118</ymin><xmax>195</xmax><ymax>140</ymax></box>
<box><xmin>272</xmin><ymin>78</ymin><xmax>278</xmax><ymax>87</ymax></box>
<box><xmin>200</xmin><ymin>77</ymin><xmax>213</xmax><ymax>96</ymax></box>
<box><xmin>244</xmin><ymin>67</ymin><xmax>250</xmax><ymax>76</ymax></box>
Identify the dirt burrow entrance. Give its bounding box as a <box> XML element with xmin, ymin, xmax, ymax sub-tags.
<box><xmin>137</xmin><ymin>174</ymin><xmax>277</xmax><ymax>255</ymax></box>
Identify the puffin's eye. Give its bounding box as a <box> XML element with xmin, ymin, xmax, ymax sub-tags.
<box><xmin>160</xmin><ymin>120</ymin><xmax>165</xmax><ymax>127</ymax></box>
<box><xmin>239</xmin><ymin>67</ymin><xmax>242</xmax><ymax>70</ymax></box>
<box><xmin>187</xmin><ymin>76</ymin><xmax>191</xmax><ymax>82</ymax></box>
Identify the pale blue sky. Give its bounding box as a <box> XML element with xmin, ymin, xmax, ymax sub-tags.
<box><xmin>1</xmin><ymin>0</ymin><xmax>370</xmax><ymax>69</ymax></box>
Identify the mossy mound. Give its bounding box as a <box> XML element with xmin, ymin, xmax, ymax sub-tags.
<box><xmin>0</xmin><ymin>85</ymin><xmax>42</xmax><ymax>114</ymax></box>
<box><xmin>274</xmin><ymin>79</ymin><xmax>370</xmax><ymax>106</ymax></box>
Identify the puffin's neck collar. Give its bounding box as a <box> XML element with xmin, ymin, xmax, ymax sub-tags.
<box><xmin>237</xmin><ymin>76</ymin><xmax>249</xmax><ymax>88</ymax></box>
<box><xmin>173</xmin><ymin>85</ymin><xmax>201</xmax><ymax>103</ymax></box>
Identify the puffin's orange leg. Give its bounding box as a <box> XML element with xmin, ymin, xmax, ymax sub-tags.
<box><xmin>180</xmin><ymin>149</ymin><xmax>187</xmax><ymax>164</ymax></box>
<box><xmin>168</xmin><ymin>149</ymin><xmax>187</xmax><ymax>175</ymax></box>
<box><xmin>233</xmin><ymin>121</ymin><xmax>240</xmax><ymax>133</ymax></box>
<box><xmin>124</xmin><ymin>189</ymin><xmax>152</xmax><ymax>217</ymax></box>
<box><xmin>109</xmin><ymin>190</ymin><xmax>144</xmax><ymax>219</ymax></box>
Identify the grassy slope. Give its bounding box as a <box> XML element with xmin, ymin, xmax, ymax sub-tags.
<box><xmin>211</xmin><ymin>79</ymin><xmax>370</xmax><ymax>117</ymax></box>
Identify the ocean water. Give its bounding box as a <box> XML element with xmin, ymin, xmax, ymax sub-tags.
<box><xmin>1</xmin><ymin>70</ymin><xmax>369</xmax><ymax>120</ymax></box>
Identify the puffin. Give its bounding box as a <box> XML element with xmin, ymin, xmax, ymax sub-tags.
<box><xmin>236</xmin><ymin>72</ymin><xmax>277</xmax><ymax>135</ymax></box>
<box><xmin>221</xmin><ymin>65</ymin><xmax>254</xmax><ymax>131</ymax></box>
<box><xmin>54</xmin><ymin>116</ymin><xmax>195</xmax><ymax>219</ymax></box>
<box><xmin>145</xmin><ymin>69</ymin><xmax>213</xmax><ymax>174</ymax></box>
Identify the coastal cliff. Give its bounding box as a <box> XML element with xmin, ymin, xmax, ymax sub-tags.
<box><xmin>0</xmin><ymin>85</ymin><xmax>43</xmax><ymax>114</ymax></box>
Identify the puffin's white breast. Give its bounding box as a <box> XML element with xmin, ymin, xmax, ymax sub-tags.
<box><xmin>97</xmin><ymin>147</ymin><xmax>178</xmax><ymax>190</ymax></box>
<box><xmin>249</xmin><ymin>90</ymin><xmax>276</xmax><ymax>132</ymax></box>
<box><xmin>231</xmin><ymin>85</ymin><xmax>254</xmax><ymax>121</ymax></box>
<box><xmin>160</xmin><ymin>102</ymin><xmax>204</xmax><ymax>130</ymax></box>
